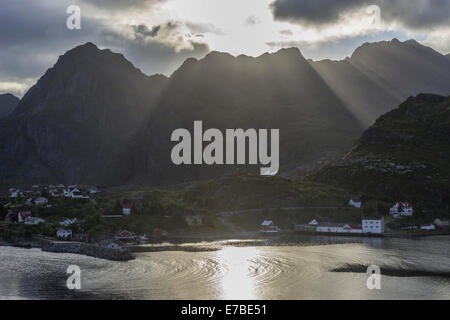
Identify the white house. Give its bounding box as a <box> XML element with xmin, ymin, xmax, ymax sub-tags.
<box><xmin>63</xmin><ymin>189</ymin><xmax>71</xmax><ymax>197</ymax></box>
<box><xmin>260</xmin><ymin>220</ymin><xmax>280</xmax><ymax>232</ymax></box>
<box><xmin>115</xmin><ymin>229</ymin><xmax>136</xmax><ymax>240</ymax></box>
<box><xmin>122</xmin><ymin>204</ymin><xmax>132</xmax><ymax>215</ymax></box>
<box><xmin>390</xmin><ymin>202</ymin><xmax>413</xmax><ymax>217</ymax></box>
<box><xmin>57</xmin><ymin>229</ymin><xmax>72</xmax><ymax>239</ymax></box>
<box><xmin>90</xmin><ymin>187</ymin><xmax>99</xmax><ymax>194</ymax></box>
<box><xmin>59</xmin><ymin>218</ymin><xmax>78</xmax><ymax>227</ymax></box>
<box><xmin>25</xmin><ymin>217</ymin><xmax>45</xmax><ymax>225</ymax></box>
<box><xmin>9</xmin><ymin>189</ymin><xmax>23</xmax><ymax>198</ymax></box>
<box><xmin>362</xmin><ymin>216</ymin><xmax>384</xmax><ymax>234</ymax></box>
<box><xmin>49</xmin><ymin>189</ymin><xmax>61</xmax><ymax>197</ymax></box>
<box><xmin>421</xmin><ymin>224</ymin><xmax>436</xmax><ymax>231</ymax></box>
<box><xmin>348</xmin><ymin>197</ymin><xmax>362</xmax><ymax>209</ymax></box>
<box><xmin>71</xmin><ymin>191</ymin><xmax>89</xmax><ymax>199</ymax></box>
<box><xmin>63</xmin><ymin>187</ymin><xmax>78</xmax><ymax>197</ymax></box>
<box><xmin>316</xmin><ymin>222</ymin><xmax>362</xmax><ymax>234</ymax></box>
<box><xmin>33</xmin><ymin>197</ymin><xmax>48</xmax><ymax>206</ymax></box>
<box><xmin>17</xmin><ymin>211</ymin><xmax>32</xmax><ymax>223</ymax></box>
<box><xmin>90</xmin><ymin>186</ymin><xmax>101</xmax><ymax>194</ymax></box>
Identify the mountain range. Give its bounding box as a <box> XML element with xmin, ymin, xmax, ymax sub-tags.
<box><xmin>0</xmin><ymin>39</ymin><xmax>449</xmax><ymax>186</ymax></box>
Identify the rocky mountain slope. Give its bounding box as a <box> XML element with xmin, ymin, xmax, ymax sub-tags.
<box><xmin>0</xmin><ymin>93</ymin><xmax>20</xmax><ymax>119</ymax></box>
<box><xmin>312</xmin><ymin>94</ymin><xmax>450</xmax><ymax>206</ymax></box>
<box><xmin>0</xmin><ymin>43</ymin><xmax>167</xmax><ymax>185</ymax></box>
<box><xmin>1</xmin><ymin>39</ymin><xmax>450</xmax><ymax>186</ymax></box>
<box><xmin>116</xmin><ymin>48</ymin><xmax>362</xmax><ymax>185</ymax></box>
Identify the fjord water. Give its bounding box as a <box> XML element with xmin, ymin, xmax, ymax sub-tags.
<box><xmin>1</xmin><ymin>236</ymin><xmax>450</xmax><ymax>300</ymax></box>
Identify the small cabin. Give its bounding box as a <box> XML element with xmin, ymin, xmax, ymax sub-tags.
<box><xmin>57</xmin><ymin>229</ymin><xmax>73</xmax><ymax>240</ymax></box>
<box><xmin>390</xmin><ymin>202</ymin><xmax>413</xmax><ymax>217</ymax></box>
<box><xmin>122</xmin><ymin>204</ymin><xmax>132</xmax><ymax>215</ymax></box>
<box><xmin>260</xmin><ymin>220</ymin><xmax>280</xmax><ymax>232</ymax></box>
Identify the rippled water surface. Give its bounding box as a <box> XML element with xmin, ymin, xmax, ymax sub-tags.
<box><xmin>1</xmin><ymin>236</ymin><xmax>450</xmax><ymax>299</ymax></box>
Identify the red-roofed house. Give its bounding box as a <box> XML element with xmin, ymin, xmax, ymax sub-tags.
<box><xmin>390</xmin><ymin>202</ymin><xmax>413</xmax><ymax>217</ymax></box>
<box><xmin>18</xmin><ymin>211</ymin><xmax>32</xmax><ymax>223</ymax></box>
<box><xmin>122</xmin><ymin>204</ymin><xmax>132</xmax><ymax>215</ymax></box>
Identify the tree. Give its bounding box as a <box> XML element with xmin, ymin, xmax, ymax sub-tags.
<box><xmin>131</xmin><ymin>203</ymin><xmax>139</xmax><ymax>215</ymax></box>
<box><xmin>114</xmin><ymin>198</ymin><xmax>122</xmax><ymax>214</ymax></box>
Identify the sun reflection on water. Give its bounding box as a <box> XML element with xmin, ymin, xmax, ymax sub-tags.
<box><xmin>216</xmin><ymin>247</ymin><xmax>260</xmax><ymax>300</ymax></box>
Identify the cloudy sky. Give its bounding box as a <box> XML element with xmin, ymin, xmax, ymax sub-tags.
<box><xmin>1</xmin><ymin>0</ymin><xmax>449</xmax><ymax>97</ymax></box>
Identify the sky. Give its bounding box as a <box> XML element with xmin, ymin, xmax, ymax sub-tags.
<box><xmin>1</xmin><ymin>0</ymin><xmax>450</xmax><ymax>97</ymax></box>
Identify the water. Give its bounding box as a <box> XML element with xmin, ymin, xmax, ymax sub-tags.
<box><xmin>1</xmin><ymin>236</ymin><xmax>450</xmax><ymax>300</ymax></box>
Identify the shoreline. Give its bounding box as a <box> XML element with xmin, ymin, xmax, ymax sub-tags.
<box><xmin>2</xmin><ymin>230</ymin><xmax>450</xmax><ymax>259</ymax></box>
<box><xmin>0</xmin><ymin>239</ymin><xmax>135</xmax><ymax>261</ymax></box>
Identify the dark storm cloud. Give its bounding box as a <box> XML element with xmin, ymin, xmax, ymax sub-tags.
<box><xmin>270</xmin><ymin>0</ymin><xmax>450</xmax><ymax>29</ymax></box>
<box><xmin>270</xmin><ymin>0</ymin><xmax>364</xmax><ymax>26</ymax></box>
<box><xmin>0</xmin><ymin>0</ymin><xmax>95</xmax><ymax>79</ymax></box>
<box><xmin>133</xmin><ymin>24</ymin><xmax>161</xmax><ymax>39</ymax></box>
<box><xmin>101</xmin><ymin>25</ymin><xmax>210</xmax><ymax>76</ymax></box>
<box><xmin>0</xmin><ymin>0</ymin><xmax>209</xmax><ymax>96</ymax></box>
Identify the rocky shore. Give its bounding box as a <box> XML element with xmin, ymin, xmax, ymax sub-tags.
<box><xmin>38</xmin><ymin>239</ymin><xmax>135</xmax><ymax>261</ymax></box>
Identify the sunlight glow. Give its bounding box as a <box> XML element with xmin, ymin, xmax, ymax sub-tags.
<box><xmin>93</xmin><ymin>0</ymin><xmax>397</xmax><ymax>57</ymax></box>
<box><xmin>217</xmin><ymin>247</ymin><xmax>260</xmax><ymax>300</ymax></box>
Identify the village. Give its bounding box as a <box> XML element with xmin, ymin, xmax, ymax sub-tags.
<box><xmin>0</xmin><ymin>184</ymin><xmax>209</xmax><ymax>254</ymax></box>
<box><xmin>1</xmin><ymin>183</ymin><xmax>449</xmax><ymax>258</ymax></box>
<box><xmin>269</xmin><ymin>199</ymin><xmax>449</xmax><ymax>236</ymax></box>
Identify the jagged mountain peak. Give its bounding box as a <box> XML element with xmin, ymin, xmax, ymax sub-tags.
<box><xmin>54</xmin><ymin>42</ymin><xmax>146</xmax><ymax>77</ymax></box>
<box><xmin>1</xmin><ymin>40</ymin><xmax>450</xmax><ymax>186</ymax></box>
<box><xmin>351</xmin><ymin>38</ymin><xmax>444</xmax><ymax>58</ymax></box>
<box><xmin>177</xmin><ymin>46</ymin><xmax>305</xmax><ymax>71</ymax></box>
<box><xmin>14</xmin><ymin>43</ymin><xmax>163</xmax><ymax>116</ymax></box>
<box><xmin>272</xmin><ymin>46</ymin><xmax>302</xmax><ymax>57</ymax></box>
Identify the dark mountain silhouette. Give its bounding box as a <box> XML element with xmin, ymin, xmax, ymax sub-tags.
<box><xmin>313</xmin><ymin>94</ymin><xmax>450</xmax><ymax>206</ymax></box>
<box><xmin>0</xmin><ymin>43</ymin><xmax>167</xmax><ymax>185</ymax></box>
<box><xmin>349</xmin><ymin>39</ymin><xmax>450</xmax><ymax>99</ymax></box>
<box><xmin>114</xmin><ymin>48</ymin><xmax>362</xmax><ymax>185</ymax></box>
<box><xmin>310</xmin><ymin>39</ymin><xmax>450</xmax><ymax>126</ymax></box>
<box><xmin>0</xmin><ymin>39</ymin><xmax>449</xmax><ymax>186</ymax></box>
<box><xmin>0</xmin><ymin>93</ymin><xmax>20</xmax><ymax>119</ymax></box>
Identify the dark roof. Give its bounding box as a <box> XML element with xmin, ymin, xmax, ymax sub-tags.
<box><xmin>362</xmin><ymin>216</ymin><xmax>384</xmax><ymax>220</ymax></box>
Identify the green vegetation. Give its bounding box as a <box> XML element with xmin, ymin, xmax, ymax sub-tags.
<box><xmin>184</xmin><ymin>172</ymin><xmax>351</xmax><ymax>211</ymax></box>
<box><xmin>312</xmin><ymin>94</ymin><xmax>450</xmax><ymax>217</ymax></box>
